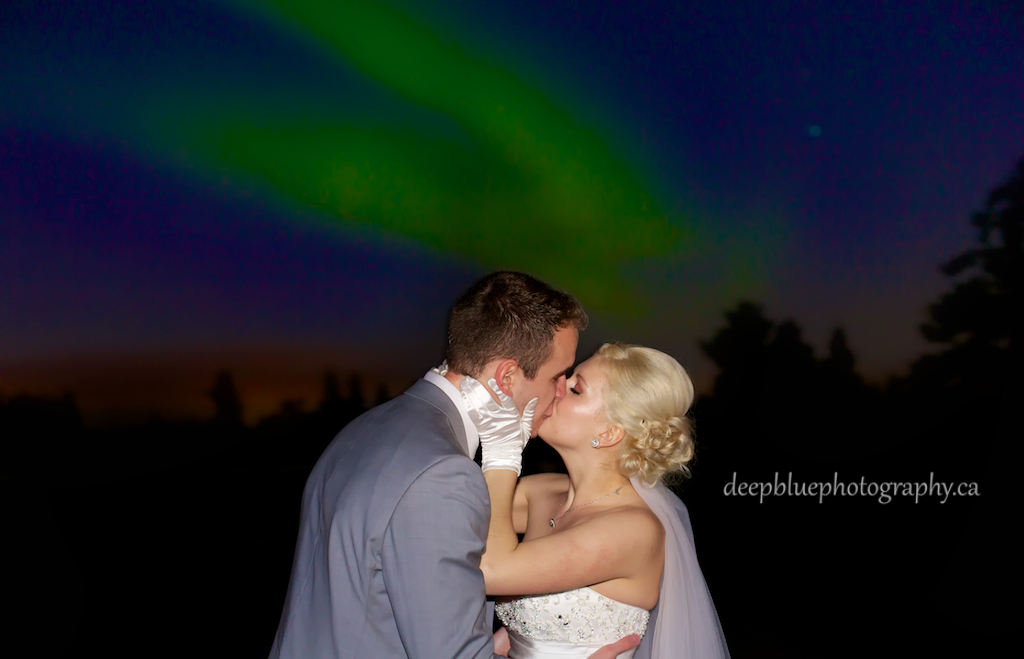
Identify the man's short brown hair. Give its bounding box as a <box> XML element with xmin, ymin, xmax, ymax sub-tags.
<box><xmin>446</xmin><ymin>271</ymin><xmax>588</xmax><ymax>379</ymax></box>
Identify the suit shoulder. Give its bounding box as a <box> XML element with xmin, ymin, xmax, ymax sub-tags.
<box><xmin>311</xmin><ymin>390</ymin><xmax>471</xmax><ymax>504</ymax></box>
<box><xmin>332</xmin><ymin>393</ymin><xmax>459</xmax><ymax>451</ymax></box>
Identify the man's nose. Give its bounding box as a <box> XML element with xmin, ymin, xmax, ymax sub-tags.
<box><xmin>554</xmin><ymin>375</ymin><xmax>567</xmax><ymax>400</ymax></box>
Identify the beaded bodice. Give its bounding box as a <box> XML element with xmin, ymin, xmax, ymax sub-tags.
<box><xmin>495</xmin><ymin>587</ymin><xmax>649</xmax><ymax>652</ymax></box>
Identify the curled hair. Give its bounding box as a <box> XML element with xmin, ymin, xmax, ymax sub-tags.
<box><xmin>446</xmin><ymin>272</ymin><xmax>588</xmax><ymax>379</ymax></box>
<box><xmin>597</xmin><ymin>343</ymin><xmax>696</xmax><ymax>486</ymax></box>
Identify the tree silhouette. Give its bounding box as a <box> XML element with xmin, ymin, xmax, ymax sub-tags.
<box><xmin>906</xmin><ymin>156</ymin><xmax>1022</xmax><ymax>636</ymax></box>
<box><xmin>914</xmin><ymin>155</ymin><xmax>1023</xmax><ymax>389</ymax></box>
<box><xmin>765</xmin><ymin>320</ymin><xmax>817</xmax><ymax>385</ymax></box>
<box><xmin>278</xmin><ymin>399</ymin><xmax>305</xmax><ymax>416</ymax></box>
<box><xmin>699</xmin><ymin>301</ymin><xmax>776</xmax><ymax>413</ymax></box>
<box><xmin>209</xmin><ymin>370</ymin><xmax>243</xmax><ymax>427</ymax></box>
<box><xmin>819</xmin><ymin>328</ymin><xmax>864</xmax><ymax>391</ymax></box>
<box><xmin>699</xmin><ymin>302</ymin><xmax>877</xmax><ymax>461</ymax></box>
<box><xmin>824</xmin><ymin>328</ymin><xmax>856</xmax><ymax>374</ymax></box>
<box><xmin>347</xmin><ymin>373</ymin><xmax>366</xmax><ymax>417</ymax></box>
<box><xmin>318</xmin><ymin>370</ymin><xmax>342</xmax><ymax>415</ymax></box>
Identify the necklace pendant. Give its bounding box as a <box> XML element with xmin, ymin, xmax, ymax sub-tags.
<box><xmin>549</xmin><ymin>518</ymin><xmax>556</xmax><ymax>528</ymax></box>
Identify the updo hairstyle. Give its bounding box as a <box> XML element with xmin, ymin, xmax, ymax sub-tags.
<box><xmin>596</xmin><ymin>343</ymin><xmax>695</xmax><ymax>486</ymax></box>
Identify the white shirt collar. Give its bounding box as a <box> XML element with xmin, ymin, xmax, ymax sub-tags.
<box><xmin>423</xmin><ymin>366</ymin><xmax>480</xmax><ymax>459</ymax></box>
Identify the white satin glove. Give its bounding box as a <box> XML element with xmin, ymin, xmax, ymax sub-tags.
<box><xmin>460</xmin><ymin>376</ymin><xmax>537</xmax><ymax>475</ymax></box>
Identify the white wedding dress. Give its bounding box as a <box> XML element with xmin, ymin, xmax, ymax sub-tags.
<box><xmin>495</xmin><ymin>586</ymin><xmax>650</xmax><ymax>658</ymax></box>
<box><xmin>494</xmin><ymin>478</ymin><xmax>729</xmax><ymax>659</ymax></box>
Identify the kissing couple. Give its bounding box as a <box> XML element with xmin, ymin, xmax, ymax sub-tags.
<box><xmin>269</xmin><ymin>271</ymin><xmax>729</xmax><ymax>658</ymax></box>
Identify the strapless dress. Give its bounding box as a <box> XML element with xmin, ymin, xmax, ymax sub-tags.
<box><xmin>495</xmin><ymin>586</ymin><xmax>650</xmax><ymax>659</ymax></box>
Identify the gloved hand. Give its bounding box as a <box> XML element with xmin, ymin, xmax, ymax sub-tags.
<box><xmin>460</xmin><ymin>376</ymin><xmax>537</xmax><ymax>474</ymax></box>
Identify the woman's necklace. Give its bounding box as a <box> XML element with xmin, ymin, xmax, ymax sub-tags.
<box><xmin>549</xmin><ymin>484</ymin><xmax>626</xmax><ymax>528</ymax></box>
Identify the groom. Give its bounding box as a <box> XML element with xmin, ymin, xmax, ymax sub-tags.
<box><xmin>269</xmin><ymin>271</ymin><xmax>639</xmax><ymax>658</ymax></box>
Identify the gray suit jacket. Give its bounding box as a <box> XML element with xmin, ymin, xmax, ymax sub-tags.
<box><xmin>269</xmin><ymin>379</ymin><xmax>498</xmax><ymax>658</ymax></box>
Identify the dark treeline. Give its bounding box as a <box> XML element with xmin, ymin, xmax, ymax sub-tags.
<box><xmin>0</xmin><ymin>369</ymin><xmax>388</xmax><ymax>483</ymax></box>
<box><xmin>1</xmin><ymin>369</ymin><xmax>390</xmax><ymax>658</ymax></box>
<box><xmin>2</xmin><ymin>156</ymin><xmax>1019</xmax><ymax>657</ymax></box>
<box><xmin>681</xmin><ymin>155</ymin><xmax>1020</xmax><ymax>657</ymax></box>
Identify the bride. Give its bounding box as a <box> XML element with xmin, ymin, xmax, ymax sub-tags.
<box><xmin>462</xmin><ymin>343</ymin><xmax>730</xmax><ymax>659</ymax></box>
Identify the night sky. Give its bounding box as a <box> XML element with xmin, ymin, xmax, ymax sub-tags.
<box><xmin>3</xmin><ymin>0</ymin><xmax>1022</xmax><ymax>423</ymax></box>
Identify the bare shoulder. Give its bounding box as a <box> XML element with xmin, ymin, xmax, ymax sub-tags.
<box><xmin>603</xmin><ymin>503</ymin><xmax>665</xmax><ymax>536</ymax></box>
<box><xmin>629</xmin><ymin>502</ymin><xmax>665</xmax><ymax>539</ymax></box>
<box><xmin>575</xmin><ymin>502</ymin><xmax>665</xmax><ymax>552</ymax></box>
<box><xmin>556</xmin><ymin>504</ymin><xmax>665</xmax><ymax>577</ymax></box>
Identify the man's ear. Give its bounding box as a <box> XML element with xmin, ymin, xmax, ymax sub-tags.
<box><xmin>598</xmin><ymin>425</ymin><xmax>626</xmax><ymax>448</ymax></box>
<box><xmin>493</xmin><ymin>359</ymin><xmax>519</xmax><ymax>397</ymax></box>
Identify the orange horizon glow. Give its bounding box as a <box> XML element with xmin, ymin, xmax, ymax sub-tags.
<box><xmin>0</xmin><ymin>346</ymin><xmax>420</xmax><ymax>427</ymax></box>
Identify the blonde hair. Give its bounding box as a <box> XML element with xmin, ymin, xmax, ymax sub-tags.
<box><xmin>596</xmin><ymin>343</ymin><xmax>695</xmax><ymax>486</ymax></box>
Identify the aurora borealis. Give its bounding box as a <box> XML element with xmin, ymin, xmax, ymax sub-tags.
<box><xmin>2</xmin><ymin>0</ymin><xmax>1022</xmax><ymax>422</ymax></box>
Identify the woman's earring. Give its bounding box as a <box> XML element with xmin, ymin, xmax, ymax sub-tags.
<box><xmin>591</xmin><ymin>439</ymin><xmax>600</xmax><ymax>448</ymax></box>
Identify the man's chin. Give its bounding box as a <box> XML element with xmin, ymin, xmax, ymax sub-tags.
<box><xmin>532</xmin><ymin>412</ymin><xmax>552</xmax><ymax>438</ymax></box>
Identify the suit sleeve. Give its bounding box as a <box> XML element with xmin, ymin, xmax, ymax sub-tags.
<box><xmin>382</xmin><ymin>455</ymin><xmax>498</xmax><ymax>659</ymax></box>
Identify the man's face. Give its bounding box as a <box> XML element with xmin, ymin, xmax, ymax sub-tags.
<box><xmin>511</xmin><ymin>326</ymin><xmax>579</xmax><ymax>438</ymax></box>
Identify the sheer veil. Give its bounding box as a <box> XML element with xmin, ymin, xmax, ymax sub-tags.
<box><xmin>631</xmin><ymin>476</ymin><xmax>730</xmax><ymax>659</ymax></box>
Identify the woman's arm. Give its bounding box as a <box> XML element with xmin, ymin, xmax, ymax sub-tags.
<box><xmin>510</xmin><ymin>475</ymin><xmax>529</xmax><ymax>535</ymax></box>
<box><xmin>480</xmin><ymin>470</ymin><xmax>663</xmax><ymax>596</ymax></box>
<box><xmin>483</xmin><ymin>470</ymin><xmax>524</xmax><ymax>575</ymax></box>
<box><xmin>509</xmin><ymin>473</ymin><xmax>565</xmax><ymax>534</ymax></box>
<box><xmin>461</xmin><ymin>376</ymin><xmax>659</xmax><ymax>598</ymax></box>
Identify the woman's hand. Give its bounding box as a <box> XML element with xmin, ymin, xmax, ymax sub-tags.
<box><xmin>588</xmin><ymin>634</ymin><xmax>641</xmax><ymax>658</ymax></box>
<box><xmin>460</xmin><ymin>376</ymin><xmax>537</xmax><ymax>474</ymax></box>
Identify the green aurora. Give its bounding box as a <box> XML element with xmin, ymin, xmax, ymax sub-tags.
<box><xmin>160</xmin><ymin>0</ymin><xmax>694</xmax><ymax>311</ymax></box>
